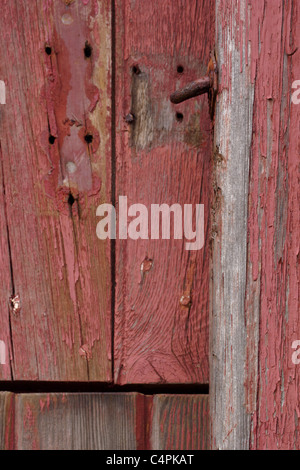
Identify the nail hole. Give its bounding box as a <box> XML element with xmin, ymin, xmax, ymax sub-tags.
<box><xmin>177</xmin><ymin>65</ymin><xmax>184</xmax><ymax>74</ymax></box>
<box><xmin>45</xmin><ymin>46</ymin><xmax>52</xmax><ymax>55</ymax></box>
<box><xmin>132</xmin><ymin>64</ymin><xmax>141</xmax><ymax>75</ymax></box>
<box><xmin>84</xmin><ymin>134</ymin><xmax>93</xmax><ymax>144</ymax></box>
<box><xmin>176</xmin><ymin>112</ymin><xmax>184</xmax><ymax>122</ymax></box>
<box><xmin>49</xmin><ymin>135</ymin><xmax>56</xmax><ymax>145</ymax></box>
<box><xmin>84</xmin><ymin>42</ymin><xmax>92</xmax><ymax>58</ymax></box>
<box><xmin>68</xmin><ymin>193</ymin><xmax>75</xmax><ymax>207</ymax></box>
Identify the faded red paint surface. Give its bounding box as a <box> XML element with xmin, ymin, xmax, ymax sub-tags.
<box><xmin>0</xmin><ymin>0</ymin><xmax>214</xmax><ymax>387</ymax></box>
<box><xmin>212</xmin><ymin>0</ymin><xmax>299</xmax><ymax>450</ymax></box>
<box><xmin>135</xmin><ymin>394</ymin><xmax>153</xmax><ymax>450</ymax></box>
<box><xmin>0</xmin><ymin>150</ymin><xmax>11</xmax><ymax>381</ymax></box>
<box><xmin>1</xmin><ymin>392</ymin><xmax>209</xmax><ymax>450</ymax></box>
<box><xmin>0</xmin><ymin>0</ymin><xmax>112</xmax><ymax>381</ymax></box>
<box><xmin>0</xmin><ymin>0</ymin><xmax>298</xmax><ymax>452</ymax></box>
<box><xmin>114</xmin><ymin>0</ymin><xmax>214</xmax><ymax>385</ymax></box>
<box><xmin>247</xmin><ymin>0</ymin><xmax>300</xmax><ymax>449</ymax></box>
<box><xmin>152</xmin><ymin>395</ymin><xmax>209</xmax><ymax>450</ymax></box>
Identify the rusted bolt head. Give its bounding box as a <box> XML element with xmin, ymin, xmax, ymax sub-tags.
<box><xmin>180</xmin><ymin>294</ymin><xmax>192</xmax><ymax>307</ymax></box>
<box><xmin>125</xmin><ymin>113</ymin><xmax>135</xmax><ymax>124</ymax></box>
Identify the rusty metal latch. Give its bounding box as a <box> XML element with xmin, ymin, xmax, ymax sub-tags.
<box><xmin>170</xmin><ymin>52</ymin><xmax>218</xmax><ymax>119</ymax></box>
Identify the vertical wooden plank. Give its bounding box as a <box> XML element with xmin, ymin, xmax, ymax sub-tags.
<box><xmin>0</xmin><ymin>392</ymin><xmax>14</xmax><ymax>450</ymax></box>
<box><xmin>15</xmin><ymin>393</ymin><xmax>139</xmax><ymax>450</ymax></box>
<box><xmin>246</xmin><ymin>0</ymin><xmax>300</xmax><ymax>450</ymax></box>
<box><xmin>150</xmin><ymin>395</ymin><xmax>209</xmax><ymax>450</ymax></box>
<box><xmin>211</xmin><ymin>0</ymin><xmax>254</xmax><ymax>449</ymax></box>
<box><xmin>0</xmin><ymin>146</ymin><xmax>12</xmax><ymax>380</ymax></box>
<box><xmin>114</xmin><ymin>0</ymin><xmax>214</xmax><ymax>385</ymax></box>
<box><xmin>212</xmin><ymin>0</ymin><xmax>300</xmax><ymax>450</ymax></box>
<box><xmin>0</xmin><ymin>0</ymin><xmax>112</xmax><ymax>380</ymax></box>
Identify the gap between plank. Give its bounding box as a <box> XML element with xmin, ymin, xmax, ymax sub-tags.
<box><xmin>0</xmin><ymin>381</ymin><xmax>209</xmax><ymax>395</ymax></box>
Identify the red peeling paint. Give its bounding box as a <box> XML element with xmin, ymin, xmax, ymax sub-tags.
<box><xmin>249</xmin><ymin>0</ymin><xmax>300</xmax><ymax>449</ymax></box>
<box><xmin>114</xmin><ymin>0</ymin><xmax>214</xmax><ymax>386</ymax></box>
<box><xmin>4</xmin><ymin>394</ymin><xmax>15</xmax><ymax>450</ymax></box>
<box><xmin>245</xmin><ymin>0</ymin><xmax>300</xmax><ymax>450</ymax></box>
<box><xmin>213</xmin><ymin>0</ymin><xmax>299</xmax><ymax>450</ymax></box>
<box><xmin>0</xmin><ymin>0</ymin><xmax>112</xmax><ymax>381</ymax></box>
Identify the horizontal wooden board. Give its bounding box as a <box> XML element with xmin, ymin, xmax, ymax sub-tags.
<box><xmin>0</xmin><ymin>392</ymin><xmax>209</xmax><ymax>450</ymax></box>
<box><xmin>15</xmin><ymin>393</ymin><xmax>139</xmax><ymax>450</ymax></box>
<box><xmin>0</xmin><ymin>0</ymin><xmax>112</xmax><ymax>381</ymax></box>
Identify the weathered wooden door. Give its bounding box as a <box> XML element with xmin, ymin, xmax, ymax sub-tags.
<box><xmin>0</xmin><ymin>0</ymin><xmax>212</xmax><ymax>450</ymax></box>
<box><xmin>0</xmin><ymin>0</ymin><xmax>299</xmax><ymax>452</ymax></box>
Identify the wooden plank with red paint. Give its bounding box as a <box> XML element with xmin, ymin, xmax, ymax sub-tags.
<box><xmin>246</xmin><ymin>0</ymin><xmax>300</xmax><ymax>450</ymax></box>
<box><xmin>0</xmin><ymin>147</ymin><xmax>12</xmax><ymax>380</ymax></box>
<box><xmin>0</xmin><ymin>0</ymin><xmax>112</xmax><ymax>381</ymax></box>
<box><xmin>14</xmin><ymin>393</ymin><xmax>139</xmax><ymax>450</ymax></box>
<box><xmin>114</xmin><ymin>0</ymin><xmax>214</xmax><ymax>385</ymax></box>
<box><xmin>210</xmin><ymin>0</ymin><xmax>255</xmax><ymax>449</ymax></box>
<box><xmin>150</xmin><ymin>395</ymin><xmax>209</xmax><ymax>450</ymax></box>
<box><xmin>211</xmin><ymin>0</ymin><xmax>300</xmax><ymax>450</ymax></box>
<box><xmin>5</xmin><ymin>392</ymin><xmax>209</xmax><ymax>450</ymax></box>
<box><xmin>0</xmin><ymin>392</ymin><xmax>14</xmax><ymax>450</ymax></box>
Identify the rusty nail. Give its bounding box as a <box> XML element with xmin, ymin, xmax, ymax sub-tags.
<box><xmin>125</xmin><ymin>113</ymin><xmax>135</xmax><ymax>124</ymax></box>
<box><xmin>180</xmin><ymin>294</ymin><xmax>192</xmax><ymax>307</ymax></box>
<box><xmin>170</xmin><ymin>77</ymin><xmax>211</xmax><ymax>104</ymax></box>
<box><xmin>170</xmin><ymin>51</ymin><xmax>218</xmax><ymax>118</ymax></box>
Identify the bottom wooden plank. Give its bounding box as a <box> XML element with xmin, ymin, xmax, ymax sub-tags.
<box><xmin>0</xmin><ymin>392</ymin><xmax>14</xmax><ymax>450</ymax></box>
<box><xmin>150</xmin><ymin>395</ymin><xmax>209</xmax><ymax>450</ymax></box>
<box><xmin>0</xmin><ymin>393</ymin><xmax>209</xmax><ymax>450</ymax></box>
<box><xmin>15</xmin><ymin>393</ymin><xmax>138</xmax><ymax>450</ymax></box>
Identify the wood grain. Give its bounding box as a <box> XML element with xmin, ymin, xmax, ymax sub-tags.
<box><xmin>0</xmin><ymin>392</ymin><xmax>14</xmax><ymax>450</ymax></box>
<box><xmin>114</xmin><ymin>0</ymin><xmax>214</xmax><ymax>385</ymax></box>
<box><xmin>210</xmin><ymin>0</ymin><xmax>254</xmax><ymax>449</ymax></box>
<box><xmin>0</xmin><ymin>0</ymin><xmax>112</xmax><ymax>381</ymax></box>
<box><xmin>0</xmin><ymin>145</ymin><xmax>12</xmax><ymax>380</ymax></box>
<box><xmin>211</xmin><ymin>0</ymin><xmax>300</xmax><ymax>450</ymax></box>
<box><xmin>1</xmin><ymin>392</ymin><xmax>209</xmax><ymax>450</ymax></box>
<box><xmin>150</xmin><ymin>395</ymin><xmax>209</xmax><ymax>450</ymax></box>
<box><xmin>246</xmin><ymin>0</ymin><xmax>300</xmax><ymax>450</ymax></box>
<box><xmin>14</xmin><ymin>393</ymin><xmax>138</xmax><ymax>450</ymax></box>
